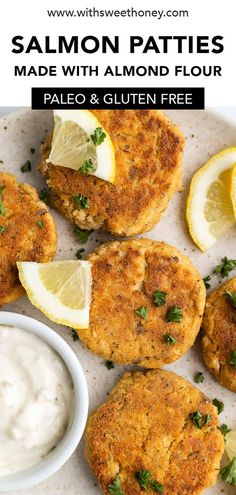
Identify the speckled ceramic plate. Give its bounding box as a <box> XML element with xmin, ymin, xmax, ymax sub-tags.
<box><xmin>0</xmin><ymin>108</ymin><xmax>235</xmax><ymax>495</ymax></box>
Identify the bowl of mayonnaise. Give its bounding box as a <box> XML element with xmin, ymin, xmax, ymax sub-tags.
<box><xmin>0</xmin><ymin>312</ymin><xmax>89</xmax><ymax>491</ymax></box>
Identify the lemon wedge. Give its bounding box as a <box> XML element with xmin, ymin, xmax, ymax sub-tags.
<box><xmin>225</xmin><ymin>430</ymin><xmax>236</xmax><ymax>461</ymax></box>
<box><xmin>230</xmin><ymin>162</ymin><xmax>236</xmax><ymax>218</ymax></box>
<box><xmin>17</xmin><ymin>260</ymin><xmax>92</xmax><ymax>329</ymax></box>
<box><xmin>47</xmin><ymin>109</ymin><xmax>116</xmax><ymax>183</ymax></box>
<box><xmin>186</xmin><ymin>148</ymin><xmax>236</xmax><ymax>251</ymax></box>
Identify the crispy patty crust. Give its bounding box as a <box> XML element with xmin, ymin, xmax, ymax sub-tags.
<box><xmin>39</xmin><ymin>110</ymin><xmax>184</xmax><ymax>236</ymax></box>
<box><xmin>0</xmin><ymin>173</ymin><xmax>57</xmax><ymax>305</ymax></box>
<box><xmin>202</xmin><ymin>276</ymin><xmax>236</xmax><ymax>392</ymax></box>
<box><xmin>77</xmin><ymin>239</ymin><xmax>205</xmax><ymax>367</ymax></box>
<box><xmin>85</xmin><ymin>369</ymin><xmax>224</xmax><ymax>495</ymax></box>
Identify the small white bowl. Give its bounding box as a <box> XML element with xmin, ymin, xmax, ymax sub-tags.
<box><xmin>0</xmin><ymin>312</ymin><xmax>89</xmax><ymax>492</ymax></box>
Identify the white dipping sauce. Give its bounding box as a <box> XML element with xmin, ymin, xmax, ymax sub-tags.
<box><xmin>0</xmin><ymin>325</ymin><xmax>75</xmax><ymax>475</ymax></box>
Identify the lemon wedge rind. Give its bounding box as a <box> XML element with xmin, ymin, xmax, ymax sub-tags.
<box><xmin>230</xmin><ymin>162</ymin><xmax>236</xmax><ymax>218</ymax></box>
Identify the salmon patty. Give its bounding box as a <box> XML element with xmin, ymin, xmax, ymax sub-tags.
<box><xmin>77</xmin><ymin>239</ymin><xmax>206</xmax><ymax>367</ymax></box>
<box><xmin>0</xmin><ymin>173</ymin><xmax>57</xmax><ymax>305</ymax></box>
<box><xmin>202</xmin><ymin>276</ymin><xmax>236</xmax><ymax>392</ymax></box>
<box><xmin>85</xmin><ymin>369</ymin><xmax>224</xmax><ymax>495</ymax></box>
<box><xmin>39</xmin><ymin>110</ymin><xmax>184</xmax><ymax>236</ymax></box>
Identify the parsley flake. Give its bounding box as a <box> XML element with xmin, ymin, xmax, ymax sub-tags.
<box><xmin>164</xmin><ymin>334</ymin><xmax>176</xmax><ymax>345</ymax></box>
<box><xmin>36</xmin><ymin>220</ymin><xmax>44</xmax><ymax>229</ymax></box>
<box><xmin>79</xmin><ymin>159</ymin><xmax>96</xmax><ymax>174</ymax></box>
<box><xmin>153</xmin><ymin>290</ymin><xmax>167</xmax><ymax>307</ymax></box>
<box><xmin>105</xmin><ymin>360</ymin><xmax>115</xmax><ymax>370</ymax></box>
<box><xmin>220</xmin><ymin>457</ymin><xmax>236</xmax><ymax>485</ymax></box>
<box><xmin>189</xmin><ymin>411</ymin><xmax>212</xmax><ymax>429</ymax></box>
<box><xmin>73</xmin><ymin>194</ymin><xmax>90</xmax><ymax>210</ymax></box>
<box><xmin>149</xmin><ymin>480</ymin><xmax>164</xmax><ymax>493</ymax></box>
<box><xmin>108</xmin><ymin>475</ymin><xmax>124</xmax><ymax>495</ymax></box>
<box><xmin>166</xmin><ymin>306</ymin><xmax>183</xmax><ymax>323</ymax></box>
<box><xmin>20</xmin><ymin>160</ymin><xmax>31</xmax><ymax>173</ymax></box>
<box><xmin>0</xmin><ymin>184</ymin><xmax>6</xmax><ymax>215</ymax></box>
<box><xmin>194</xmin><ymin>372</ymin><xmax>204</xmax><ymax>384</ymax></box>
<box><xmin>75</xmin><ymin>248</ymin><xmax>85</xmax><ymax>260</ymax></box>
<box><xmin>74</xmin><ymin>227</ymin><xmax>92</xmax><ymax>244</ymax></box>
<box><xmin>0</xmin><ymin>225</ymin><xmax>6</xmax><ymax>234</ymax></box>
<box><xmin>212</xmin><ymin>398</ymin><xmax>224</xmax><ymax>414</ymax></box>
<box><xmin>71</xmin><ymin>329</ymin><xmax>79</xmax><ymax>342</ymax></box>
<box><xmin>39</xmin><ymin>188</ymin><xmax>50</xmax><ymax>205</ymax></box>
<box><xmin>91</xmin><ymin>127</ymin><xmax>106</xmax><ymax>147</ymax></box>
<box><xmin>219</xmin><ymin>424</ymin><xmax>231</xmax><ymax>438</ymax></box>
<box><xmin>203</xmin><ymin>275</ymin><xmax>211</xmax><ymax>289</ymax></box>
<box><xmin>230</xmin><ymin>350</ymin><xmax>236</xmax><ymax>369</ymax></box>
<box><xmin>136</xmin><ymin>470</ymin><xmax>163</xmax><ymax>493</ymax></box>
<box><xmin>225</xmin><ymin>290</ymin><xmax>236</xmax><ymax>308</ymax></box>
<box><xmin>134</xmin><ymin>306</ymin><xmax>148</xmax><ymax>320</ymax></box>
<box><xmin>136</xmin><ymin>470</ymin><xmax>152</xmax><ymax>490</ymax></box>
<box><xmin>213</xmin><ymin>257</ymin><xmax>236</xmax><ymax>278</ymax></box>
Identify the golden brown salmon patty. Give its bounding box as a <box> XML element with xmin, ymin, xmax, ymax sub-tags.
<box><xmin>77</xmin><ymin>239</ymin><xmax>205</xmax><ymax>367</ymax></box>
<box><xmin>202</xmin><ymin>276</ymin><xmax>236</xmax><ymax>392</ymax></box>
<box><xmin>85</xmin><ymin>369</ymin><xmax>224</xmax><ymax>495</ymax></box>
<box><xmin>0</xmin><ymin>173</ymin><xmax>57</xmax><ymax>305</ymax></box>
<box><xmin>39</xmin><ymin>110</ymin><xmax>184</xmax><ymax>236</ymax></box>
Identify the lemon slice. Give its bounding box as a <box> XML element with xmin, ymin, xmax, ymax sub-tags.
<box><xmin>230</xmin><ymin>162</ymin><xmax>236</xmax><ymax>218</ymax></box>
<box><xmin>225</xmin><ymin>430</ymin><xmax>236</xmax><ymax>461</ymax></box>
<box><xmin>47</xmin><ymin>109</ymin><xmax>116</xmax><ymax>183</ymax></box>
<box><xmin>17</xmin><ymin>260</ymin><xmax>92</xmax><ymax>329</ymax></box>
<box><xmin>186</xmin><ymin>148</ymin><xmax>236</xmax><ymax>251</ymax></box>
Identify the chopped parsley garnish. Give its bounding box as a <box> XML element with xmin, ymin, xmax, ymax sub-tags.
<box><xmin>74</xmin><ymin>227</ymin><xmax>92</xmax><ymax>244</ymax></box>
<box><xmin>20</xmin><ymin>160</ymin><xmax>31</xmax><ymax>173</ymax></box>
<box><xmin>36</xmin><ymin>220</ymin><xmax>44</xmax><ymax>228</ymax></box>
<box><xmin>39</xmin><ymin>188</ymin><xmax>50</xmax><ymax>205</ymax></box>
<box><xmin>220</xmin><ymin>457</ymin><xmax>236</xmax><ymax>485</ymax></box>
<box><xmin>0</xmin><ymin>225</ymin><xmax>6</xmax><ymax>234</ymax></box>
<box><xmin>230</xmin><ymin>350</ymin><xmax>236</xmax><ymax>369</ymax></box>
<box><xmin>91</xmin><ymin>127</ymin><xmax>106</xmax><ymax>147</ymax></box>
<box><xmin>153</xmin><ymin>290</ymin><xmax>167</xmax><ymax>307</ymax></box>
<box><xmin>136</xmin><ymin>470</ymin><xmax>151</xmax><ymax>490</ymax></box>
<box><xmin>105</xmin><ymin>360</ymin><xmax>114</xmax><ymax>370</ymax></box>
<box><xmin>136</xmin><ymin>470</ymin><xmax>163</xmax><ymax>493</ymax></box>
<box><xmin>75</xmin><ymin>248</ymin><xmax>85</xmax><ymax>260</ymax></box>
<box><xmin>149</xmin><ymin>480</ymin><xmax>164</xmax><ymax>493</ymax></box>
<box><xmin>166</xmin><ymin>306</ymin><xmax>183</xmax><ymax>323</ymax></box>
<box><xmin>73</xmin><ymin>194</ymin><xmax>90</xmax><ymax>210</ymax></box>
<box><xmin>219</xmin><ymin>424</ymin><xmax>231</xmax><ymax>438</ymax></box>
<box><xmin>225</xmin><ymin>290</ymin><xmax>236</xmax><ymax>308</ymax></box>
<box><xmin>203</xmin><ymin>275</ymin><xmax>211</xmax><ymax>289</ymax></box>
<box><xmin>164</xmin><ymin>334</ymin><xmax>176</xmax><ymax>346</ymax></box>
<box><xmin>194</xmin><ymin>372</ymin><xmax>204</xmax><ymax>384</ymax></box>
<box><xmin>213</xmin><ymin>257</ymin><xmax>236</xmax><ymax>278</ymax></box>
<box><xmin>79</xmin><ymin>159</ymin><xmax>96</xmax><ymax>174</ymax></box>
<box><xmin>108</xmin><ymin>475</ymin><xmax>124</xmax><ymax>495</ymax></box>
<box><xmin>71</xmin><ymin>329</ymin><xmax>79</xmax><ymax>342</ymax></box>
<box><xmin>212</xmin><ymin>398</ymin><xmax>224</xmax><ymax>414</ymax></box>
<box><xmin>134</xmin><ymin>306</ymin><xmax>148</xmax><ymax>320</ymax></box>
<box><xmin>189</xmin><ymin>411</ymin><xmax>212</xmax><ymax>429</ymax></box>
<box><xmin>0</xmin><ymin>184</ymin><xmax>6</xmax><ymax>215</ymax></box>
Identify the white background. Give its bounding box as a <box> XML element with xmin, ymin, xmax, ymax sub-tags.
<box><xmin>0</xmin><ymin>0</ymin><xmax>236</xmax><ymax>107</ymax></box>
